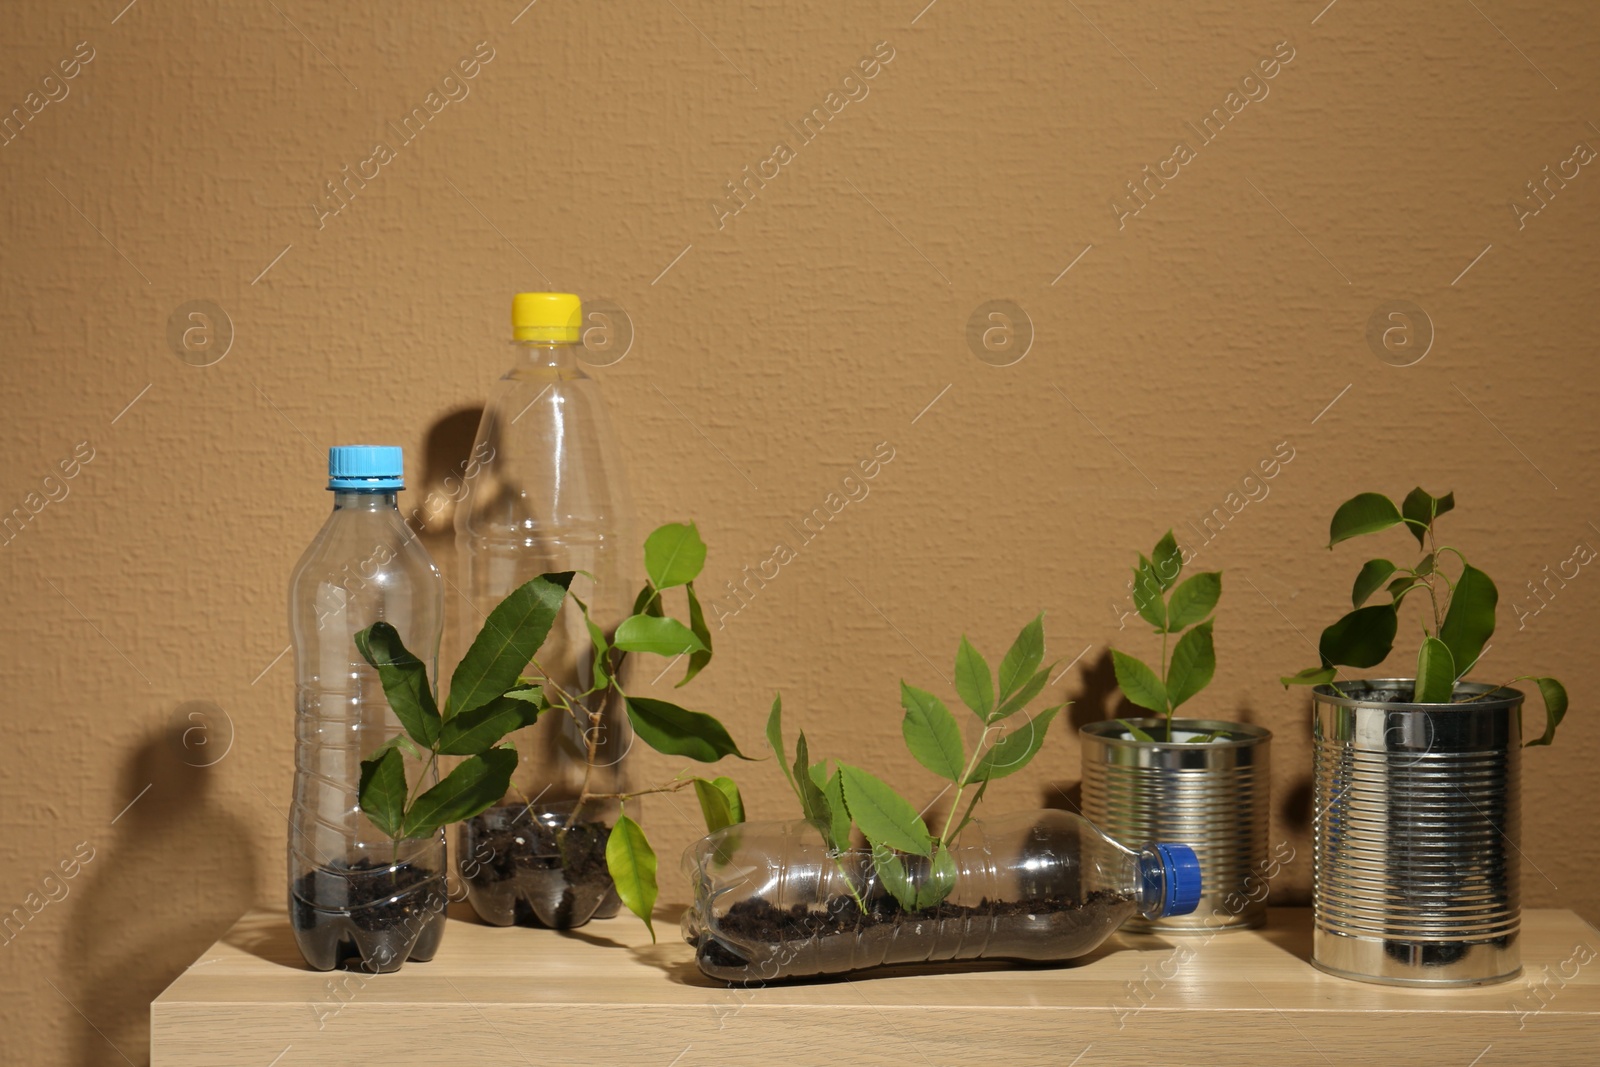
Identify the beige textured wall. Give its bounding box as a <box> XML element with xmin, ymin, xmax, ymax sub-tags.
<box><xmin>3</xmin><ymin>1</ymin><xmax>1598</xmax><ymax>1062</ymax></box>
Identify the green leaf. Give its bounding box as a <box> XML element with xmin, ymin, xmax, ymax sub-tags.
<box><xmin>1415</xmin><ymin>553</ymin><xmax>1435</xmax><ymax>577</ymax></box>
<box><xmin>613</xmin><ymin>614</ymin><xmax>706</xmax><ymax>657</ymax></box>
<box><xmin>624</xmin><ymin>696</ymin><xmax>748</xmax><ymax>762</ymax></box>
<box><xmin>606</xmin><ymin>813</ymin><xmax>658</xmax><ymax>941</ymax></box>
<box><xmin>916</xmin><ymin>845</ymin><xmax>959</xmax><ymax>909</ymax></box>
<box><xmin>1329</xmin><ymin>493</ymin><xmax>1403</xmax><ymax>547</ymax></box>
<box><xmin>358</xmin><ymin>746</ymin><xmax>407</xmax><ymax>839</ymax></box>
<box><xmin>631</xmin><ymin>582</ymin><xmax>663</xmax><ymax>618</ymax></box>
<box><xmin>1117</xmin><ymin>718</ymin><xmax>1157</xmax><ymax>741</ymax></box>
<box><xmin>1439</xmin><ymin>563</ymin><xmax>1497</xmax><ymax>676</ymax></box>
<box><xmin>969</xmin><ymin>704</ymin><xmax>1062</xmax><ymax>782</ymax></box>
<box><xmin>1281</xmin><ymin>666</ymin><xmax>1337</xmax><ymax>688</ymax></box>
<box><xmin>1151</xmin><ymin>530</ymin><xmax>1183</xmax><ymax>591</ymax></box>
<box><xmin>766</xmin><ymin>693</ymin><xmax>791</xmax><ymax>788</ymax></box>
<box><xmin>821</xmin><ymin>767</ymin><xmax>852</xmax><ymax>852</ymax></box>
<box><xmin>436</xmin><ymin>692</ymin><xmax>542</xmax><ymax>755</ymax></box>
<box><xmin>354</xmin><ymin>622</ymin><xmax>441</xmax><ymax>748</ymax></box>
<box><xmin>713</xmin><ymin>776</ymin><xmax>744</xmax><ymax>823</ymax></box>
<box><xmin>992</xmin><ymin>663</ymin><xmax>1054</xmax><ymax>721</ymax></box>
<box><xmin>1318</xmin><ymin>604</ymin><xmax>1398</xmax><ymax>669</ymax></box>
<box><xmin>807</xmin><ymin>760</ymin><xmax>828</xmax><ymax>791</ymax></box>
<box><xmin>1352</xmin><ymin>559</ymin><xmax>1398</xmax><ymax>608</ymax></box>
<box><xmin>839</xmin><ymin>764</ymin><xmax>932</xmax><ymax>857</ymax></box>
<box><xmin>1132</xmin><ymin>555</ymin><xmax>1167</xmax><ymax>631</ymax></box>
<box><xmin>400</xmin><ymin>747</ymin><xmax>517</xmax><ymax>838</ymax></box>
<box><xmin>1401</xmin><ymin>488</ymin><xmax>1453</xmax><ymax>547</ymax></box>
<box><xmin>953</xmin><ymin>636</ymin><xmax>995</xmax><ymax>719</ymax></box>
<box><xmin>1112</xmin><ymin>650</ymin><xmax>1167</xmax><ymax>714</ymax></box>
<box><xmin>792</xmin><ymin>731</ymin><xmax>831</xmax><ymax>828</ymax></box>
<box><xmin>447</xmin><ymin>573</ymin><xmax>573</xmax><ymax>717</ymax></box>
<box><xmin>996</xmin><ymin>614</ymin><xmax>1045</xmax><ymax>703</ymax></box>
<box><xmin>643</xmin><ymin>522</ymin><xmax>706</xmax><ymax>590</ymax></box>
<box><xmin>1166</xmin><ymin>571</ymin><xmax>1221</xmax><ymax>631</ymax></box>
<box><xmin>900</xmin><ymin>683</ymin><xmax>965</xmax><ymax>782</ymax></box>
<box><xmin>1526</xmin><ymin>677</ymin><xmax>1568</xmax><ymax>747</ymax></box>
<box><xmin>1166</xmin><ymin>621</ymin><xmax>1216</xmax><ymax>710</ymax></box>
<box><xmin>572</xmin><ymin>596</ymin><xmax>610</xmax><ymax>691</ymax></box>
<box><xmin>501</xmin><ymin>686</ymin><xmax>544</xmax><ymax>705</ymax></box>
<box><xmin>680</xmin><ymin>581</ymin><xmax>713</xmax><ymax>687</ymax></box>
<box><xmin>693</xmin><ymin>776</ymin><xmax>744</xmax><ymax>834</ymax></box>
<box><xmin>1388</xmin><ymin>575</ymin><xmax>1420</xmax><ymax>605</ymax></box>
<box><xmin>1412</xmin><ymin>636</ymin><xmax>1456</xmax><ymax>703</ymax></box>
<box><xmin>871</xmin><ymin>846</ymin><xmax>919</xmax><ymax>911</ymax></box>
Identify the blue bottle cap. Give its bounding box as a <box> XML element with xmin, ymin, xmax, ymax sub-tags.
<box><xmin>328</xmin><ymin>445</ymin><xmax>405</xmax><ymax>490</ymax></box>
<box><xmin>1155</xmin><ymin>843</ymin><xmax>1202</xmax><ymax>917</ymax></box>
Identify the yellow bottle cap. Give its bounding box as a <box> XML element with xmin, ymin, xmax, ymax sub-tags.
<box><xmin>511</xmin><ymin>292</ymin><xmax>583</xmax><ymax>342</ymax></box>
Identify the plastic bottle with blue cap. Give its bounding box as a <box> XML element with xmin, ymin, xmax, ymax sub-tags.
<box><xmin>684</xmin><ymin>809</ymin><xmax>1203</xmax><ymax>982</ymax></box>
<box><xmin>286</xmin><ymin>445</ymin><xmax>447</xmax><ymax>972</ymax></box>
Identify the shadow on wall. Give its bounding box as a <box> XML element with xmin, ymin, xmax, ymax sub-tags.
<box><xmin>1067</xmin><ymin>648</ymin><xmax>1125</xmax><ymax>735</ymax></box>
<box><xmin>412</xmin><ymin>405</ymin><xmax>485</xmax><ymax>682</ymax></box>
<box><xmin>408</xmin><ymin>406</ymin><xmax>484</xmax><ymax>556</ymax></box>
<box><xmin>1037</xmin><ymin>649</ymin><xmax>1115</xmax><ymax>817</ymax></box>
<box><xmin>66</xmin><ymin>710</ymin><xmax>258</xmax><ymax>1066</ymax></box>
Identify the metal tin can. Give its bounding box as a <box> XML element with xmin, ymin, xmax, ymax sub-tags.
<box><xmin>1312</xmin><ymin>680</ymin><xmax>1522</xmax><ymax>985</ymax></box>
<box><xmin>1080</xmin><ymin>718</ymin><xmax>1271</xmax><ymax>933</ymax></box>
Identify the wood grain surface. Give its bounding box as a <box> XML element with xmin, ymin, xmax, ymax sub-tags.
<box><xmin>151</xmin><ymin>907</ymin><xmax>1600</xmax><ymax>1066</ymax></box>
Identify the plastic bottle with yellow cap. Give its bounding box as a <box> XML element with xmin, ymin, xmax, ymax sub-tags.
<box><xmin>452</xmin><ymin>293</ymin><xmax>635</xmax><ymax>928</ymax></box>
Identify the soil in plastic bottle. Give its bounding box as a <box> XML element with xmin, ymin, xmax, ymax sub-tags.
<box><xmin>461</xmin><ymin>803</ymin><xmax>619</xmax><ymax>928</ymax></box>
<box><xmin>697</xmin><ymin>888</ymin><xmax>1136</xmax><ymax>982</ymax></box>
<box><xmin>290</xmin><ymin>859</ymin><xmax>445</xmax><ymax>973</ymax></box>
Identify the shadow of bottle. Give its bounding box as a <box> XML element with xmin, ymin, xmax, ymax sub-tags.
<box><xmin>65</xmin><ymin>708</ymin><xmax>259</xmax><ymax>1066</ymax></box>
<box><xmin>404</xmin><ymin>406</ymin><xmax>485</xmax><ymax>557</ymax></box>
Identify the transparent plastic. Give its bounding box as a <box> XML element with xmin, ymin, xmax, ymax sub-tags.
<box><xmin>458</xmin><ymin>797</ymin><xmax>623</xmax><ymax>928</ymax></box>
<box><xmin>454</xmin><ymin>331</ymin><xmax>633</xmax><ymax>928</ymax></box>
<box><xmin>683</xmin><ymin>810</ymin><xmax>1183</xmax><ymax>983</ymax></box>
<box><xmin>287</xmin><ymin>489</ymin><xmax>446</xmax><ymax>972</ymax></box>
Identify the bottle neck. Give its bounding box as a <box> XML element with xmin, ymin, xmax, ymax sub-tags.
<box><xmin>331</xmin><ymin>490</ymin><xmax>400</xmax><ymax>511</ymax></box>
<box><xmin>516</xmin><ymin>340</ymin><xmax>580</xmax><ymax>370</ymax></box>
<box><xmin>1134</xmin><ymin>844</ymin><xmax>1199</xmax><ymax>921</ymax></box>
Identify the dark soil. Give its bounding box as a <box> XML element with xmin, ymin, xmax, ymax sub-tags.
<box><xmin>289</xmin><ymin>858</ymin><xmax>446</xmax><ymax>973</ymax></box>
<box><xmin>459</xmin><ymin>803</ymin><xmax>620</xmax><ymax>929</ymax></box>
<box><xmin>694</xmin><ymin>889</ymin><xmax>1136</xmax><ymax>983</ymax></box>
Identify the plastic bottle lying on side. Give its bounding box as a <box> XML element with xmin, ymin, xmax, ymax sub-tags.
<box><xmin>682</xmin><ymin>810</ymin><xmax>1201</xmax><ymax>984</ymax></box>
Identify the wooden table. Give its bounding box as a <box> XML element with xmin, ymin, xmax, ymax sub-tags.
<box><xmin>152</xmin><ymin>906</ymin><xmax>1600</xmax><ymax>1066</ymax></box>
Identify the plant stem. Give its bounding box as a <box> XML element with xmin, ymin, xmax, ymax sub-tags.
<box><xmin>830</xmin><ymin>849</ymin><xmax>869</xmax><ymax>912</ymax></box>
<box><xmin>1160</xmin><ymin>627</ymin><xmax>1171</xmax><ymax>742</ymax></box>
<box><xmin>405</xmin><ymin>750</ymin><xmax>439</xmax><ymax>813</ymax></box>
<box><xmin>565</xmin><ymin>700</ymin><xmax>607</xmax><ymax>830</ymax></box>
<box><xmin>1453</xmin><ymin>677</ymin><xmax>1521</xmax><ymax>704</ymax></box>
<box><xmin>949</xmin><ymin>782</ymin><xmax>987</xmax><ymax>840</ymax></box>
<box><xmin>582</xmin><ymin>779</ymin><xmax>698</xmax><ymax>802</ymax></box>
<box><xmin>1426</xmin><ymin>521</ymin><xmax>1443</xmax><ymax>632</ymax></box>
<box><xmin>506</xmin><ymin>782</ymin><xmax>541</xmax><ymax>825</ymax></box>
<box><xmin>531</xmin><ymin>658</ymin><xmax>590</xmax><ymax>733</ymax></box>
<box><xmin>526</xmin><ymin>653</ymin><xmax>609</xmax><ymax>832</ymax></box>
<box><xmin>936</xmin><ymin>724</ymin><xmax>994</xmax><ymax>848</ymax></box>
